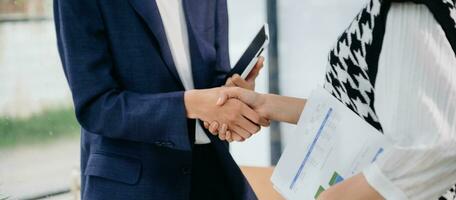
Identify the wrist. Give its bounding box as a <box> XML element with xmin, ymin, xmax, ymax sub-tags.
<box><xmin>256</xmin><ymin>93</ymin><xmax>271</xmax><ymax>119</ymax></box>
<box><xmin>184</xmin><ymin>90</ymin><xmax>200</xmax><ymax>119</ymax></box>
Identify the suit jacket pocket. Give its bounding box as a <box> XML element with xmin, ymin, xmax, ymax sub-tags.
<box><xmin>84</xmin><ymin>153</ymin><xmax>142</xmax><ymax>185</ymax></box>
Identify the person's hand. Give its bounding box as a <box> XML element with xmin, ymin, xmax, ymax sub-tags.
<box><xmin>203</xmin><ymin>121</ymin><xmax>246</xmax><ymax>142</ymax></box>
<box><xmin>216</xmin><ymin>87</ymin><xmax>267</xmax><ymax>116</ymax></box>
<box><xmin>204</xmin><ymin>87</ymin><xmax>269</xmax><ymax>142</ymax></box>
<box><xmin>225</xmin><ymin>56</ymin><xmax>264</xmax><ymax>90</ymax></box>
<box><xmin>317</xmin><ymin>173</ymin><xmax>384</xmax><ymax>200</ymax></box>
<box><xmin>204</xmin><ymin>57</ymin><xmax>265</xmax><ymax>141</ymax></box>
<box><xmin>185</xmin><ymin>88</ymin><xmax>269</xmax><ymax>140</ymax></box>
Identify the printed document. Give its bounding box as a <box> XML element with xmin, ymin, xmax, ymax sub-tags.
<box><xmin>271</xmin><ymin>87</ymin><xmax>391</xmax><ymax>199</ymax></box>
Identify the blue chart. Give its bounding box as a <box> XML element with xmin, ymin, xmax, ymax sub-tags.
<box><xmin>289</xmin><ymin>108</ymin><xmax>333</xmax><ymax>190</ymax></box>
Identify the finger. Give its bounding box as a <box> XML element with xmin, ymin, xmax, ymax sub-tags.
<box><xmin>231</xmin><ymin>125</ymin><xmax>252</xmax><ymax>140</ymax></box>
<box><xmin>219</xmin><ymin>124</ymin><xmax>228</xmax><ymax>136</ymax></box>
<box><xmin>226</xmin><ymin>130</ymin><xmax>233</xmax><ymax>142</ymax></box>
<box><xmin>225</xmin><ymin>77</ymin><xmax>234</xmax><ymax>87</ymax></box>
<box><xmin>260</xmin><ymin>118</ymin><xmax>271</xmax><ymax>127</ymax></box>
<box><xmin>245</xmin><ymin>68</ymin><xmax>260</xmax><ymax>83</ymax></box>
<box><xmin>230</xmin><ymin>131</ymin><xmax>244</xmax><ymax>142</ymax></box>
<box><xmin>237</xmin><ymin>116</ymin><xmax>260</xmax><ymax>134</ymax></box>
<box><xmin>219</xmin><ymin>130</ymin><xmax>226</xmax><ymax>141</ymax></box>
<box><xmin>204</xmin><ymin>121</ymin><xmax>210</xmax><ymax>129</ymax></box>
<box><xmin>241</xmin><ymin>105</ymin><xmax>270</xmax><ymax>127</ymax></box>
<box><xmin>209</xmin><ymin>122</ymin><xmax>219</xmax><ymax>135</ymax></box>
<box><xmin>231</xmin><ymin>74</ymin><xmax>251</xmax><ymax>89</ymax></box>
<box><xmin>246</xmin><ymin>56</ymin><xmax>264</xmax><ymax>81</ymax></box>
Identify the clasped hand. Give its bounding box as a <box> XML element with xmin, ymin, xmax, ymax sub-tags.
<box><xmin>203</xmin><ymin>87</ymin><xmax>267</xmax><ymax>142</ymax></box>
<box><xmin>186</xmin><ymin>86</ymin><xmax>267</xmax><ymax>140</ymax></box>
<box><xmin>185</xmin><ymin>57</ymin><xmax>270</xmax><ymax>142</ymax></box>
<box><xmin>203</xmin><ymin>57</ymin><xmax>270</xmax><ymax>142</ymax></box>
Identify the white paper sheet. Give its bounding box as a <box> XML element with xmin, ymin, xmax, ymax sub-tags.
<box><xmin>271</xmin><ymin>87</ymin><xmax>391</xmax><ymax>199</ymax></box>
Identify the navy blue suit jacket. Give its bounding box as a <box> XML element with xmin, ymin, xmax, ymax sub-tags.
<box><xmin>54</xmin><ymin>0</ymin><xmax>257</xmax><ymax>199</ymax></box>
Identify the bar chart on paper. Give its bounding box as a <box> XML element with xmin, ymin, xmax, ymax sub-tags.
<box><xmin>313</xmin><ymin>171</ymin><xmax>345</xmax><ymax>199</ymax></box>
<box><xmin>271</xmin><ymin>87</ymin><xmax>391</xmax><ymax>200</ymax></box>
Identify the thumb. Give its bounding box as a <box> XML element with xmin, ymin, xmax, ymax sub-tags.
<box><xmin>216</xmin><ymin>87</ymin><xmax>242</xmax><ymax>106</ymax></box>
<box><xmin>216</xmin><ymin>93</ymin><xmax>228</xmax><ymax>106</ymax></box>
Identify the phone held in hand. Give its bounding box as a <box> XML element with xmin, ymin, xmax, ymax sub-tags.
<box><xmin>217</xmin><ymin>24</ymin><xmax>270</xmax><ymax>86</ymax></box>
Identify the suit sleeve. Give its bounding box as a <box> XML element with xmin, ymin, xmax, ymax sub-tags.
<box><xmin>212</xmin><ymin>0</ymin><xmax>231</xmax><ymax>86</ymax></box>
<box><xmin>54</xmin><ymin>0</ymin><xmax>191</xmax><ymax>151</ymax></box>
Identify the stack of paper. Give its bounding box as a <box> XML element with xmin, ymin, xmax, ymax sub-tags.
<box><xmin>271</xmin><ymin>87</ymin><xmax>391</xmax><ymax>199</ymax></box>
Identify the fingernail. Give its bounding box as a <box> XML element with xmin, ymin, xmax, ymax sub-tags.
<box><xmin>216</xmin><ymin>97</ymin><xmax>223</xmax><ymax>105</ymax></box>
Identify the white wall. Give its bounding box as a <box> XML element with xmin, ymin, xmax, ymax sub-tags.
<box><xmin>229</xmin><ymin>0</ymin><xmax>368</xmax><ymax>166</ymax></box>
<box><xmin>277</xmin><ymin>0</ymin><xmax>368</xmax><ymax>147</ymax></box>
<box><xmin>228</xmin><ymin>0</ymin><xmax>271</xmax><ymax>167</ymax></box>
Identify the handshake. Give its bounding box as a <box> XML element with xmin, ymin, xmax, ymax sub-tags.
<box><xmin>185</xmin><ymin>57</ymin><xmax>305</xmax><ymax>142</ymax></box>
<box><xmin>186</xmin><ymin>84</ymin><xmax>269</xmax><ymax>143</ymax></box>
<box><xmin>185</xmin><ymin>57</ymin><xmax>269</xmax><ymax>142</ymax></box>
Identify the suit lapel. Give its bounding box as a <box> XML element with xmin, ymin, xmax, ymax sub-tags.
<box><xmin>128</xmin><ymin>0</ymin><xmax>184</xmax><ymax>87</ymax></box>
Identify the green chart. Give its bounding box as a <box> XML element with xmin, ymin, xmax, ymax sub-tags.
<box><xmin>314</xmin><ymin>171</ymin><xmax>345</xmax><ymax>199</ymax></box>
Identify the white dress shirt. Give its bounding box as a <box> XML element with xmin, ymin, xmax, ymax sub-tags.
<box><xmin>156</xmin><ymin>0</ymin><xmax>211</xmax><ymax>144</ymax></box>
<box><xmin>363</xmin><ymin>3</ymin><xmax>456</xmax><ymax>199</ymax></box>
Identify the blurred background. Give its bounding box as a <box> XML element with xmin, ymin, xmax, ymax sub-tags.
<box><xmin>0</xmin><ymin>0</ymin><xmax>366</xmax><ymax>199</ymax></box>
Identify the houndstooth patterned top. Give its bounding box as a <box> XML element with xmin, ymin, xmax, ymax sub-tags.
<box><xmin>323</xmin><ymin>0</ymin><xmax>456</xmax><ymax>199</ymax></box>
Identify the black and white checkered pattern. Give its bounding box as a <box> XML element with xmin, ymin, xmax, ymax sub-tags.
<box><xmin>324</xmin><ymin>0</ymin><xmax>385</xmax><ymax>131</ymax></box>
<box><xmin>443</xmin><ymin>0</ymin><xmax>456</xmax><ymax>28</ymax></box>
<box><xmin>323</xmin><ymin>0</ymin><xmax>456</xmax><ymax>199</ymax></box>
<box><xmin>442</xmin><ymin>185</ymin><xmax>456</xmax><ymax>200</ymax></box>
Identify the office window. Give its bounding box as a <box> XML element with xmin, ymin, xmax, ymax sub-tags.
<box><xmin>0</xmin><ymin>0</ymin><xmax>79</xmax><ymax>199</ymax></box>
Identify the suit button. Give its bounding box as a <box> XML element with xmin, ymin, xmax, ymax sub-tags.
<box><xmin>154</xmin><ymin>141</ymin><xmax>175</xmax><ymax>148</ymax></box>
<box><xmin>163</xmin><ymin>141</ymin><xmax>174</xmax><ymax>148</ymax></box>
<box><xmin>154</xmin><ymin>141</ymin><xmax>164</xmax><ymax>147</ymax></box>
<box><xmin>181</xmin><ymin>167</ymin><xmax>191</xmax><ymax>175</ymax></box>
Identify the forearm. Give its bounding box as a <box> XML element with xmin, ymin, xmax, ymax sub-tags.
<box><xmin>73</xmin><ymin>89</ymin><xmax>191</xmax><ymax>150</ymax></box>
<box><xmin>318</xmin><ymin>173</ymin><xmax>383</xmax><ymax>200</ymax></box>
<box><xmin>261</xmin><ymin>94</ymin><xmax>306</xmax><ymax>124</ymax></box>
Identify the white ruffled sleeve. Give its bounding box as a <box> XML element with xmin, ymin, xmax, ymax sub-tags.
<box><xmin>364</xmin><ymin>140</ymin><xmax>456</xmax><ymax>200</ymax></box>
<box><xmin>362</xmin><ymin>3</ymin><xmax>456</xmax><ymax>200</ymax></box>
